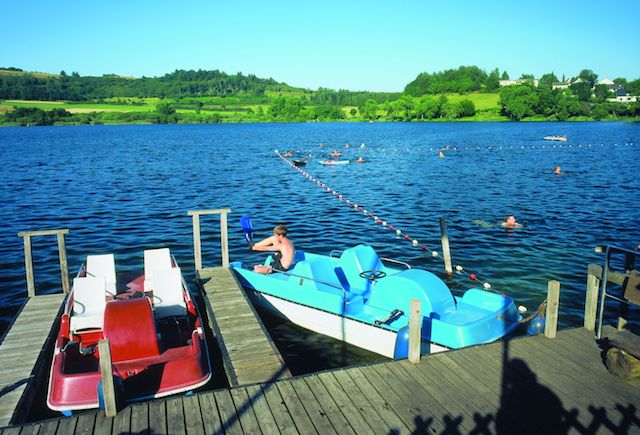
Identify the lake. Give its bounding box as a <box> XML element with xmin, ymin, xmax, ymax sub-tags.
<box><xmin>1</xmin><ymin>121</ymin><xmax>639</xmax><ymax>373</ymax></box>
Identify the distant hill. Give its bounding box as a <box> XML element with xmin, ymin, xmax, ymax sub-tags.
<box><xmin>0</xmin><ymin>68</ymin><xmax>303</xmax><ymax>101</ymax></box>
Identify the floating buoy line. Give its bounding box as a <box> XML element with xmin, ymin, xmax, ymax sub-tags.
<box><xmin>287</xmin><ymin>141</ymin><xmax>635</xmax><ymax>157</ymax></box>
<box><xmin>275</xmin><ymin>149</ymin><xmax>504</xmax><ymax>297</ymax></box>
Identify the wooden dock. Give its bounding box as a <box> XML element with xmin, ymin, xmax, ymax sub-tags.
<box><xmin>197</xmin><ymin>267</ymin><xmax>290</xmax><ymax>387</ymax></box>
<box><xmin>3</xmin><ymin>326</ymin><xmax>638</xmax><ymax>434</ymax></box>
<box><xmin>0</xmin><ymin>293</ymin><xmax>65</xmax><ymax>427</ymax></box>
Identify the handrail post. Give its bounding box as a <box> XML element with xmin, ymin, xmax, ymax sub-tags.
<box><xmin>409</xmin><ymin>299</ymin><xmax>422</xmax><ymax>363</ymax></box>
<box><xmin>584</xmin><ymin>272</ymin><xmax>599</xmax><ymax>331</ymax></box>
<box><xmin>57</xmin><ymin>232</ymin><xmax>70</xmax><ymax>294</ymax></box>
<box><xmin>220</xmin><ymin>210</ymin><xmax>229</xmax><ymax>267</ymax></box>
<box><xmin>191</xmin><ymin>213</ymin><xmax>202</xmax><ymax>271</ymax></box>
<box><xmin>22</xmin><ymin>234</ymin><xmax>35</xmax><ymax>298</ymax></box>
<box><xmin>439</xmin><ymin>216</ymin><xmax>453</xmax><ymax>277</ymax></box>
<box><xmin>544</xmin><ymin>280</ymin><xmax>560</xmax><ymax>338</ymax></box>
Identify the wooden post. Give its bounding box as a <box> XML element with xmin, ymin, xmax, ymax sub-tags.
<box><xmin>408</xmin><ymin>299</ymin><xmax>422</xmax><ymax>363</ymax></box>
<box><xmin>191</xmin><ymin>213</ymin><xmax>202</xmax><ymax>271</ymax></box>
<box><xmin>57</xmin><ymin>232</ymin><xmax>70</xmax><ymax>294</ymax></box>
<box><xmin>98</xmin><ymin>339</ymin><xmax>118</xmax><ymax>417</ymax></box>
<box><xmin>544</xmin><ymin>280</ymin><xmax>560</xmax><ymax>338</ymax></box>
<box><xmin>220</xmin><ymin>210</ymin><xmax>229</xmax><ymax>267</ymax></box>
<box><xmin>618</xmin><ymin>253</ymin><xmax>635</xmax><ymax>331</ymax></box>
<box><xmin>584</xmin><ymin>273</ymin><xmax>599</xmax><ymax>331</ymax></box>
<box><xmin>439</xmin><ymin>216</ymin><xmax>453</xmax><ymax>276</ymax></box>
<box><xmin>21</xmin><ymin>234</ymin><xmax>36</xmax><ymax>298</ymax></box>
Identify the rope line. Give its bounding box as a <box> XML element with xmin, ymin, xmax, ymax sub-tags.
<box><xmin>275</xmin><ymin>149</ymin><xmax>503</xmax><ymax>294</ymax></box>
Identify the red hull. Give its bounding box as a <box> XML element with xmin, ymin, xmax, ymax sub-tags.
<box><xmin>47</xmin><ymin>269</ymin><xmax>211</xmax><ymax>412</ymax></box>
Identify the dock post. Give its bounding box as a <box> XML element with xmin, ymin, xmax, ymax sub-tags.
<box><xmin>57</xmin><ymin>232</ymin><xmax>70</xmax><ymax>294</ymax></box>
<box><xmin>544</xmin><ymin>280</ymin><xmax>560</xmax><ymax>338</ymax></box>
<box><xmin>191</xmin><ymin>213</ymin><xmax>202</xmax><ymax>271</ymax></box>
<box><xmin>98</xmin><ymin>339</ymin><xmax>118</xmax><ymax>417</ymax></box>
<box><xmin>21</xmin><ymin>234</ymin><xmax>36</xmax><ymax>298</ymax></box>
<box><xmin>584</xmin><ymin>272</ymin><xmax>599</xmax><ymax>331</ymax></box>
<box><xmin>409</xmin><ymin>299</ymin><xmax>422</xmax><ymax>363</ymax></box>
<box><xmin>439</xmin><ymin>216</ymin><xmax>453</xmax><ymax>277</ymax></box>
<box><xmin>220</xmin><ymin>210</ymin><xmax>229</xmax><ymax>267</ymax></box>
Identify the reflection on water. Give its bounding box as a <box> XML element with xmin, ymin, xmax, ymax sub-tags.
<box><xmin>1</xmin><ymin>122</ymin><xmax>639</xmax><ymax>368</ymax></box>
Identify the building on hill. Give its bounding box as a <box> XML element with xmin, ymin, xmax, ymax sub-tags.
<box><xmin>499</xmin><ymin>78</ymin><xmax>539</xmax><ymax>87</ymax></box>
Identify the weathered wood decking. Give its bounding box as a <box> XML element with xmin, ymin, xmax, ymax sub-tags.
<box><xmin>4</xmin><ymin>327</ymin><xmax>638</xmax><ymax>434</ymax></box>
<box><xmin>197</xmin><ymin>267</ymin><xmax>290</xmax><ymax>387</ymax></box>
<box><xmin>0</xmin><ymin>294</ymin><xmax>65</xmax><ymax>427</ymax></box>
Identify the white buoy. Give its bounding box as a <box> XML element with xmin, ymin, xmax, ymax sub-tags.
<box><xmin>412</xmin><ymin>240</ymin><xmax>419</xmax><ymax>246</ymax></box>
<box><xmin>483</xmin><ymin>282</ymin><xmax>491</xmax><ymax>290</ymax></box>
<box><xmin>518</xmin><ymin>305</ymin><xmax>528</xmax><ymax>314</ymax></box>
<box><xmin>432</xmin><ymin>251</ymin><xmax>439</xmax><ymax>257</ymax></box>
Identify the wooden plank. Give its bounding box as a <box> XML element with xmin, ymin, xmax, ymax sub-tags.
<box><xmin>1</xmin><ymin>426</ymin><xmax>21</xmax><ymax>435</ymax></box>
<box><xmin>275</xmin><ymin>380</ymin><xmax>317</xmax><ymax>435</ymax></box>
<box><xmin>129</xmin><ymin>402</ymin><xmax>149</xmax><ymax>435</ymax></box>
<box><xmin>198</xmin><ymin>393</ymin><xmax>223</xmax><ymax>435</ymax></box>
<box><xmin>74</xmin><ymin>411</ymin><xmax>97</xmax><ymax>435</ymax></box>
<box><xmin>302</xmin><ymin>375</ymin><xmax>356</xmax><ymax>435</ymax></box>
<box><xmin>92</xmin><ymin>410</ymin><xmax>113</xmax><ymax>435</ymax></box>
<box><xmin>182</xmin><ymin>394</ymin><xmax>205</xmax><ymax>435</ymax></box>
<box><xmin>147</xmin><ymin>400</ymin><xmax>166</xmax><ymax>435</ymax></box>
<box><xmin>17</xmin><ymin>229</ymin><xmax>69</xmax><ymax>237</ymax></box>
<box><xmin>260</xmin><ymin>383</ymin><xmax>299</xmax><ymax>435</ymax></box>
<box><xmin>213</xmin><ymin>389</ymin><xmax>243</xmax><ymax>435</ymax></box>
<box><xmin>111</xmin><ymin>405</ymin><xmax>131</xmax><ymax>435</ymax></box>
<box><xmin>56</xmin><ymin>417</ymin><xmax>78</xmax><ymax>435</ymax></box>
<box><xmin>13</xmin><ymin>422</ymin><xmax>41</xmax><ymax>435</ymax></box>
<box><xmin>358</xmin><ymin>365</ymin><xmax>440</xmax><ymax>434</ymax></box>
<box><xmin>344</xmin><ymin>368</ymin><xmax>411</xmax><ymax>434</ymax></box>
<box><xmin>331</xmin><ymin>370</ymin><xmax>392</xmax><ymax>433</ymax></box>
<box><xmin>369</xmin><ymin>362</ymin><xmax>449</xmax><ymax>432</ymax></box>
<box><xmin>316</xmin><ymin>371</ymin><xmax>374</xmax><ymax>434</ymax></box>
<box><xmin>34</xmin><ymin>419</ymin><xmax>58</xmax><ymax>435</ymax></box>
<box><xmin>584</xmin><ymin>273</ymin><xmax>600</xmax><ymax>330</ymax></box>
<box><xmin>288</xmin><ymin>377</ymin><xmax>337</xmax><ymax>434</ymax></box>
<box><xmin>229</xmin><ymin>388</ymin><xmax>261</xmax><ymax>435</ymax></box>
<box><xmin>447</xmin><ymin>346</ymin><xmax>547</xmax><ymax>433</ymax></box>
<box><xmin>244</xmin><ymin>384</ymin><xmax>280</xmax><ymax>435</ymax></box>
<box><xmin>166</xmin><ymin>398</ymin><xmax>186</xmax><ymax>435</ymax></box>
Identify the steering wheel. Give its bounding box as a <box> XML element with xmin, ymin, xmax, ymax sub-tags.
<box><xmin>359</xmin><ymin>270</ymin><xmax>387</xmax><ymax>281</ymax></box>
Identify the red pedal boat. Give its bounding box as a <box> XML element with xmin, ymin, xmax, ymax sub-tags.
<box><xmin>47</xmin><ymin>248</ymin><xmax>211</xmax><ymax>414</ymax></box>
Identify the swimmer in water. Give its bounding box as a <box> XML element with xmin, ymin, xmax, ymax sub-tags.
<box><xmin>554</xmin><ymin>165</ymin><xmax>561</xmax><ymax>174</ymax></box>
<box><xmin>501</xmin><ymin>215</ymin><xmax>522</xmax><ymax>228</ymax></box>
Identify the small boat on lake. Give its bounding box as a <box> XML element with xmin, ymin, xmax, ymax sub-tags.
<box><xmin>319</xmin><ymin>159</ymin><xmax>350</xmax><ymax>165</ymax></box>
<box><xmin>47</xmin><ymin>248</ymin><xmax>211</xmax><ymax>414</ymax></box>
<box><xmin>231</xmin><ymin>244</ymin><xmax>521</xmax><ymax>358</ymax></box>
<box><xmin>544</xmin><ymin>134</ymin><xmax>567</xmax><ymax>142</ymax></box>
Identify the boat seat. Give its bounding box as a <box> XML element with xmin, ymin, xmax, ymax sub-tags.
<box><xmin>144</xmin><ymin>248</ymin><xmax>173</xmax><ymax>275</ymax></box>
<box><xmin>148</xmin><ymin>267</ymin><xmax>187</xmax><ymax>318</ymax></box>
<box><xmin>70</xmin><ymin>276</ymin><xmax>107</xmax><ymax>333</ymax></box>
<box><xmin>103</xmin><ymin>298</ymin><xmax>160</xmax><ymax>362</ymax></box>
<box><xmin>338</xmin><ymin>245</ymin><xmax>384</xmax><ymax>294</ymax></box>
<box><xmin>86</xmin><ymin>254</ymin><xmax>117</xmax><ymax>296</ymax></box>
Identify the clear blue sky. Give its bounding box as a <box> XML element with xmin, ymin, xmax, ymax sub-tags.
<box><xmin>3</xmin><ymin>0</ymin><xmax>639</xmax><ymax>92</ymax></box>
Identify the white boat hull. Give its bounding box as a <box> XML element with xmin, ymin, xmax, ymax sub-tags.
<box><xmin>249</xmin><ymin>290</ymin><xmax>448</xmax><ymax>358</ymax></box>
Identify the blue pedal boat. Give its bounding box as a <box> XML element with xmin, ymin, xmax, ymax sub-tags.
<box><xmin>231</xmin><ymin>244</ymin><xmax>521</xmax><ymax>358</ymax></box>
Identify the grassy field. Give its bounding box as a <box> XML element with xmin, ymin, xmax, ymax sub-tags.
<box><xmin>2</xmin><ymin>100</ymin><xmax>157</xmax><ymax>113</ymax></box>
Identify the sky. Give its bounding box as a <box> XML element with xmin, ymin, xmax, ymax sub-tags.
<box><xmin>2</xmin><ymin>0</ymin><xmax>639</xmax><ymax>92</ymax></box>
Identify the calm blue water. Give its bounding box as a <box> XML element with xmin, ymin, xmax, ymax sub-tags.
<box><xmin>1</xmin><ymin>122</ymin><xmax>639</xmax><ymax>350</ymax></box>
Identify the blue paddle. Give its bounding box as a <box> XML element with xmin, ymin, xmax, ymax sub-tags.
<box><xmin>240</xmin><ymin>216</ymin><xmax>254</xmax><ymax>248</ymax></box>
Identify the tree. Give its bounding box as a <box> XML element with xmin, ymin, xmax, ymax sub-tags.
<box><xmin>538</xmin><ymin>73</ymin><xmax>559</xmax><ymax>90</ymax></box>
<box><xmin>499</xmin><ymin>84</ymin><xmax>538</xmax><ymax>120</ymax></box>
<box><xmin>578</xmin><ymin>69</ymin><xmax>598</xmax><ymax>88</ymax></box>
<box><xmin>458</xmin><ymin>99</ymin><xmax>476</xmax><ymax>117</ymax></box>
<box><xmin>484</xmin><ymin>68</ymin><xmax>500</xmax><ymax>92</ymax></box>
<box><xmin>593</xmin><ymin>84</ymin><xmax>611</xmax><ymax>102</ymax></box>
<box><xmin>569</xmin><ymin>81</ymin><xmax>592</xmax><ymax>102</ymax></box>
<box><xmin>501</xmin><ymin>71</ymin><xmax>509</xmax><ymax>80</ymax></box>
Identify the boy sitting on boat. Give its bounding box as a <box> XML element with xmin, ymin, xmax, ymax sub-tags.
<box><xmin>252</xmin><ymin>224</ymin><xmax>295</xmax><ymax>274</ymax></box>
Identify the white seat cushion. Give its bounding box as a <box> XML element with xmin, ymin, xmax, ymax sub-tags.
<box><xmin>86</xmin><ymin>253</ymin><xmax>116</xmax><ymax>296</ymax></box>
<box><xmin>148</xmin><ymin>267</ymin><xmax>187</xmax><ymax>318</ymax></box>
<box><xmin>70</xmin><ymin>276</ymin><xmax>107</xmax><ymax>333</ymax></box>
